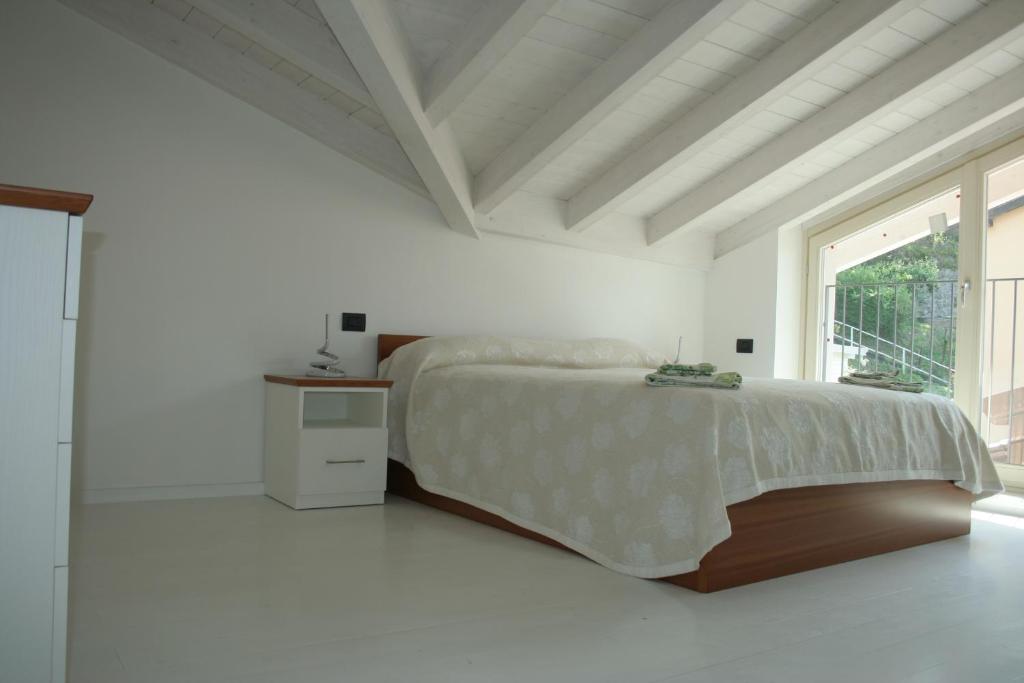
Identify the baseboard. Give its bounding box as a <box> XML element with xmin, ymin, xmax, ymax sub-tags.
<box><xmin>81</xmin><ymin>482</ymin><xmax>265</xmax><ymax>504</ymax></box>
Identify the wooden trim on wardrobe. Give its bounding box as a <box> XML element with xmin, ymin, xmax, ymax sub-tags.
<box><xmin>0</xmin><ymin>184</ymin><xmax>93</xmax><ymax>215</ymax></box>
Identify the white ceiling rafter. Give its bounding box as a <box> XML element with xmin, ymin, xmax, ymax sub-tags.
<box><xmin>714</xmin><ymin>63</ymin><xmax>1024</xmax><ymax>257</ymax></box>
<box><xmin>188</xmin><ymin>0</ymin><xmax>375</xmax><ymax>110</ymax></box>
<box><xmin>422</xmin><ymin>0</ymin><xmax>558</xmax><ymax>127</ymax></box>
<box><xmin>59</xmin><ymin>0</ymin><xmax>426</xmax><ymax>196</ymax></box>
<box><xmin>565</xmin><ymin>0</ymin><xmax>921</xmax><ymax>235</ymax></box>
<box><xmin>317</xmin><ymin>0</ymin><xmax>478</xmax><ymax>238</ymax></box>
<box><xmin>55</xmin><ymin>0</ymin><xmax>1024</xmax><ymax>265</ymax></box>
<box><xmin>647</xmin><ymin>0</ymin><xmax>1024</xmax><ymax>245</ymax></box>
<box><xmin>471</xmin><ymin>0</ymin><xmax>747</xmax><ymax>216</ymax></box>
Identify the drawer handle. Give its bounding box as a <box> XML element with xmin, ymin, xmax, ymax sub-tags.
<box><xmin>325</xmin><ymin>458</ymin><xmax>366</xmax><ymax>465</ymax></box>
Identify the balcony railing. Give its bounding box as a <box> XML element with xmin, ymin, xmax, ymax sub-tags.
<box><xmin>822</xmin><ymin>278</ymin><xmax>1022</xmax><ymax>466</ymax></box>
<box><xmin>822</xmin><ymin>280</ymin><xmax>958</xmax><ymax>396</ymax></box>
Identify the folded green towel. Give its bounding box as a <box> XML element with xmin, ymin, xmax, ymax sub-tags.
<box><xmin>657</xmin><ymin>362</ymin><xmax>716</xmax><ymax>377</ymax></box>
<box><xmin>838</xmin><ymin>370</ymin><xmax>924</xmax><ymax>393</ymax></box>
<box><xmin>645</xmin><ymin>371</ymin><xmax>742</xmax><ymax>389</ymax></box>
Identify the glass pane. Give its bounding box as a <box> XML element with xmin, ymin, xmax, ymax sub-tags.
<box><xmin>982</xmin><ymin>157</ymin><xmax>1024</xmax><ymax>468</ymax></box>
<box><xmin>820</xmin><ymin>187</ymin><xmax>961</xmax><ymax>398</ymax></box>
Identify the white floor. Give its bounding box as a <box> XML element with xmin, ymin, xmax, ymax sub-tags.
<box><xmin>69</xmin><ymin>495</ymin><xmax>1024</xmax><ymax>683</ymax></box>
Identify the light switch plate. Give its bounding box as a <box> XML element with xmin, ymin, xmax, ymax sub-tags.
<box><xmin>341</xmin><ymin>312</ymin><xmax>366</xmax><ymax>332</ymax></box>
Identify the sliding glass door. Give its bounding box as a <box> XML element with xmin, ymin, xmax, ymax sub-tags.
<box><xmin>806</xmin><ymin>135</ymin><xmax>1024</xmax><ymax>490</ymax></box>
<box><xmin>980</xmin><ymin>149</ymin><xmax>1024</xmax><ymax>489</ymax></box>
<box><xmin>817</xmin><ymin>186</ymin><xmax>962</xmax><ymax>397</ymax></box>
<box><xmin>805</xmin><ymin>170</ymin><xmax>975</xmax><ymax>403</ymax></box>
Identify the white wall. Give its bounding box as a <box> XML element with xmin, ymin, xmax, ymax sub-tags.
<box><xmin>773</xmin><ymin>227</ymin><xmax>804</xmax><ymax>380</ymax></box>
<box><xmin>703</xmin><ymin>229</ymin><xmax>803</xmax><ymax>378</ymax></box>
<box><xmin>0</xmin><ymin>0</ymin><xmax>705</xmax><ymax>499</ymax></box>
<box><xmin>703</xmin><ymin>232</ymin><xmax>779</xmax><ymax>377</ymax></box>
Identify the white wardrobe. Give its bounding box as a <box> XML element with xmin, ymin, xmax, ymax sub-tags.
<box><xmin>0</xmin><ymin>185</ymin><xmax>90</xmax><ymax>683</ymax></box>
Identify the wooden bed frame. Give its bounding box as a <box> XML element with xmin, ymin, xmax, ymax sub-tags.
<box><xmin>378</xmin><ymin>334</ymin><xmax>974</xmax><ymax>593</ymax></box>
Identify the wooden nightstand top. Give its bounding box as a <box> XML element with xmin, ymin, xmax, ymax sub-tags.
<box><xmin>264</xmin><ymin>375</ymin><xmax>393</xmax><ymax>388</ymax></box>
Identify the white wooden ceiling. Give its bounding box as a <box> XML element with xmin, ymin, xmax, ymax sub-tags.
<box><xmin>61</xmin><ymin>0</ymin><xmax>1024</xmax><ymax>260</ymax></box>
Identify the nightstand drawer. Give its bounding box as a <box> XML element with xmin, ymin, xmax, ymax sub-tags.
<box><xmin>298</xmin><ymin>428</ymin><xmax>387</xmax><ymax>495</ymax></box>
<box><xmin>264</xmin><ymin>377</ymin><xmax>392</xmax><ymax>509</ymax></box>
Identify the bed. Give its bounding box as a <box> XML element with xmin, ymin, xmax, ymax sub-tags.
<box><xmin>378</xmin><ymin>334</ymin><xmax>1001</xmax><ymax>592</ymax></box>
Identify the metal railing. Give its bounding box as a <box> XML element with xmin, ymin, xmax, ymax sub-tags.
<box><xmin>822</xmin><ymin>278</ymin><xmax>1022</xmax><ymax>465</ymax></box>
<box><xmin>823</xmin><ymin>280</ymin><xmax>958</xmax><ymax>395</ymax></box>
<box><xmin>832</xmin><ymin>321</ymin><xmax>951</xmax><ymax>387</ymax></box>
<box><xmin>982</xmin><ymin>277</ymin><xmax>1023</xmax><ymax>467</ymax></box>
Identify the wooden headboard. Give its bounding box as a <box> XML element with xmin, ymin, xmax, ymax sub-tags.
<box><xmin>377</xmin><ymin>334</ymin><xmax>429</xmax><ymax>363</ymax></box>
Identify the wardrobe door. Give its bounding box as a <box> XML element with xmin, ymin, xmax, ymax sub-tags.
<box><xmin>0</xmin><ymin>205</ymin><xmax>68</xmax><ymax>682</ymax></box>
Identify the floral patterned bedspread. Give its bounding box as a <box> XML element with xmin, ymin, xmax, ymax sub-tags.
<box><xmin>381</xmin><ymin>336</ymin><xmax>1002</xmax><ymax>578</ymax></box>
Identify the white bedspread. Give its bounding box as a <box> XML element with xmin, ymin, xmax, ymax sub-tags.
<box><xmin>382</xmin><ymin>336</ymin><xmax>1002</xmax><ymax>578</ymax></box>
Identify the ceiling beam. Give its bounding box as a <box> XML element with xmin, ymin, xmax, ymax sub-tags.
<box><xmin>317</xmin><ymin>0</ymin><xmax>479</xmax><ymax>238</ymax></box>
<box><xmin>566</xmin><ymin>0</ymin><xmax>919</xmax><ymax>234</ymax></box>
<box><xmin>423</xmin><ymin>0</ymin><xmax>557</xmax><ymax>126</ymax></box>
<box><xmin>189</xmin><ymin>0</ymin><xmax>374</xmax><ymax>109</ymax></box>
<box><xmin>472</xmin><ymin>0</ymin><xmax>745</xmax><ymax>215</ymax></box>
<box><xmin>714</xmin><ymin>65</ymin><xmax>1024</xmax><ymax>257</ymax></box>
<box><xmin>647</xmin><ymin>0</ymin><xmax>1024</xmax><ymax>245</ymax></box>
<box><xmin>59</xmin><ymin>0</ymin><xmax>426</xmax><ymax>197</ymax></box>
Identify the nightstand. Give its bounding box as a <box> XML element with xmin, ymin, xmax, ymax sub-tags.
<box><xmin>263</xmin><ymin>375</ymin><xmax>393</xmax><ymax>509</ymax></box>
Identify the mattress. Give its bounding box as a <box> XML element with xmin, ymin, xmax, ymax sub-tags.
<box><xmin>381</xmin><ymin>336</ymin><xmax>1002</xmax><ymax>578</ymax></box>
